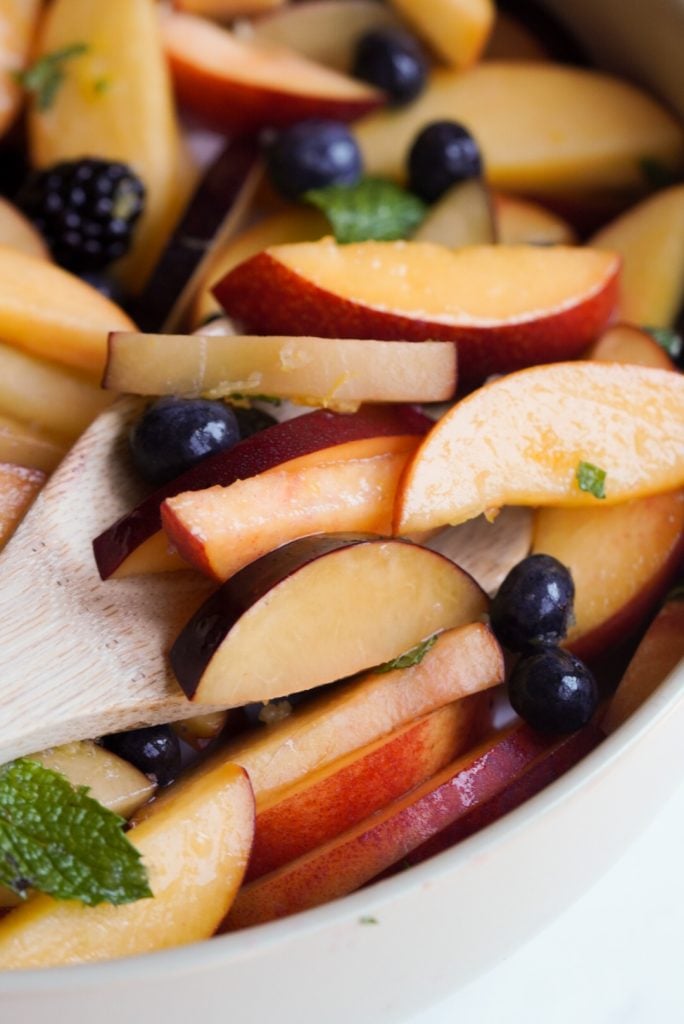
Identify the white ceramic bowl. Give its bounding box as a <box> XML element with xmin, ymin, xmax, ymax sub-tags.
<box><xmin>3</xmin><ymin>3</ymin><xmax>684</xmax><ymax>1021</ymax></box>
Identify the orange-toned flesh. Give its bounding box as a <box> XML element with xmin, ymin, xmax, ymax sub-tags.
<box><xmin>0</xmin><ymin>462</ymin><xmax>45</xmax><ymax>551</ymax></box>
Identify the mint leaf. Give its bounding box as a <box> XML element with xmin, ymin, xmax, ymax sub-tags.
<box><xmin>643</xmin><ymin>325</ymin><xmax>683</xmax><ymax>362</ymax></box>
<box><xmin>375</xmin><ymin>634</ymin><xmax>438</xmax><ymax>674</ymax></box>
<box><xmin>16</xmin><ymin>43</ymin><xmax>89</xmax><ymax>112</ymax></box>
<box><xmin>576</xmin><ymin>461</ymin><xmax>607</xmax><ymax>499</ymax></box>
<box><xmin>359</xmin><ymin>915</ymin><xmax>379</xmax><ymax>925</ymax></box>
<box><xmin>304</xmin><ymin>178</ymin><xmax>427</xmax><ymax>244</ymax></box>
<box><xmin>0</xmin><ymin>758</ymin><xmax>151</xmax><ymax>906</ymax></box>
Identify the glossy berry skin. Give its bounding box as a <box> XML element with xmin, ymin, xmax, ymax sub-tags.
<box><xmin>102</xmin><ymin>725</ymin><xmax>181</xmax><ymax>787</ymax></box>
<box><xmin>352</xmin><ymin>27</ymin><xmax>427</xmax><ymax>107</ymax></box>
<box><xmin>490</xmin><ymin>554</ymin><xmax>575</xmax><ymax>654</ymax></box>
<box><xmin>508</xmin><ymin>648</ymin><xmax>599</xmax><ymax>733</ymax></box>
<box><xmin>265</xmin><ymin>119</ymin><xmax>363</xmax><ymax>200</ymax></box>
<box><xmin>130</xmin><ymin>397</ymin><xmax>241</xmax><ymax>486</ymax></box>
<box><xmin>408</xmin><ymin>121</ymin><xmax>483</xmax><ymax>203</ymax></box>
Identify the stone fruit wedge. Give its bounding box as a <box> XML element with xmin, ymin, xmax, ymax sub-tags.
<box><xmin>0</xmin><ymin>762</ymin><xmax>254</xmax><ymax>968</ymax></box>
<box><xmin>215</xmin><ymin>241</ymin><xmax>619</xmax><ymax>387</ymax></box>
<box><xmin>104</xmin><ymin>332</ymin><xmax>458</xmax><ymax>406</ymax></box>
<box><xmin>170</xmin><ymin>534</ymin><xmax>489</xmax><ymax>705</ymax></box>
<box><xmin>0</xmin><ymin>0</ymin><xmax>41</xmax><ymax>139</ymax></box>
<box><xmin>585</xmin><ymin>323</ymin><xmax>677</xmax><ymax>370</ymax></box>
<box><xmin>412</xmin><ymin>179</ymin><xmax>497</xmax><ymax>247</ymax></box>
<box><xmin>93</xmin><ymin>403</ymin><xmax>432</xmax><ymax>579</ymax></box>
<box><xmin>389</xmin><ymin>0</ymin><xmax>494</xmax><ymax>69</ymax></box>
<box><xmin>394</xmin><ymin>362</ymin><xmax>684</xmax><ymax>534</ymax></box>
<box><xmin>161</xmin><ymin>9</ymin><xmax>384</xmax><ymax>135</ymax></box>
<box><xmin>494</xmin><ymin>193</ymin><xmax>576</xmax><ymax>246</ymax></box>
<box><xmin>0</xmin><ymin>197</ymin><xmax>49</xmax><ymax>260</ymax></box>
<box><xmin>0</xmin><ymin>413</ymin><xmax>66</xmax><ymax>473</ymax></box>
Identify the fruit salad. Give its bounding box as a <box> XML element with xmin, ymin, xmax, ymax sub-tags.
<box><xmin>0</xmin><ymin>0</ymin><xmax>683</xmax><ymax>971</ymax></box>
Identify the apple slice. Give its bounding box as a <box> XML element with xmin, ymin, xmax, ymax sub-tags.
<box><xmin>200</xmin><ymin>622</ymin><xmax>503</xmax><ymax>805</ymax></box>
<box><xmin>412</xmin><ymin>179</ymin><xmax>497</xmax><ymax>247</ymax></box>
<box><xmin>161</xmin><ymin>10</ymin><xmax>385</xmax><ymax>135</ymax></box>
<box><xmin>586</xmin><ymin>323</ymin><xmax>677</xmax><ymax>371</ymax></box>
<box><xmin>170</xmin><ymin>534</ymin><xmax>489</xmax><ymax>704</ymax></box>
<box><xmin>0</xmin><ymin>246</ymin><xmax>134</xmax><ymax>378</ymax></box>
<box><xmin>483</xmin><ymin>10</ymin><xmax>549</xmax><ymax>61</ymax></box>
<box><xmin>0</xmin><ymin>462</ymin><xmax>45</xmax><ymax>552</ymax></box>
<box><xmin>394</xmin><ymin>362</ymin><xmax>684</xmax><ymax>534</ymax></box>
<box><xmin>244</xmin><ymin>1</ymin><xmax>401</xmax><ymax>71</ymax></box>
<box><xmin>354</xmin><ymin>63</ymin><xmax>684</xmax><ymax>197</ymax></box>
<box><xmin>0</xmin><ymin>762</ymin><xmax>254</xmax><ymax>968</ymax></box>
<box><xmin>105</xmin><ymin>332</ymin><xmax>458</xmax><ymax>407</ymax></box>
<box><xmin>0</xmin><ymin>413</ymin><xmax>66</xmax><ymax>473</ymax></box>
<box><xmin>390</xmin><ymin>0</ymin><xmax>493</xmax><ymax>69</ymax></box>
<box><xmin>162</xmin><ymin>447</ymin><xmax>418</xmax><ymax>580</ymax></box>
<box><xmin>589</xmin><ymin>184</ymin><xmax>684</xmax><ymax>328</ymax></box>
<box><xmin>223</xmin><ymin>720</ymin><xmax>600</xmax><ymax>929</ymax></box>
<box><xmin>93</xmin><ymin>403</ymin><xmax>431</xmax><ymax>579</ymax></box>
<box><xmin>247</xmin><ymin>699</ymin><xmax>486</xmax><ymax>881</ymax></box>
<box><xmin>0</xmin><ymin>196</ymin><xmax>49</xmax><ymax>260</ymax></box>
<box><xmin>494</xmin><ymin>193</ymin><xmax>577</xmax><ymax>246</ymax></box>
<box><xmin>603</xmin><ymin>598</ymin><xmax>684</xmax><ymax>734</ymax></box>
<box><xmin>214</xmin><ymin>240</ymin><xmax>619</xmax><ymax>387</ymax></box>
<box><xmin>29</xmin><ymin>0</ymin><xmax>195</xmax><ymax>292</ymax></box>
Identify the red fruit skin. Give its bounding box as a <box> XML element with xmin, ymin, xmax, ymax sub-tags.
<box><xmin>214</xmin><ymin>251</ymin><xmax>620</xmax><ymax>388</ymax></box>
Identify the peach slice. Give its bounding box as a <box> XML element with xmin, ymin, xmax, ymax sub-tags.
<box><xmin>215</xmin><ymin>240</ymin><xmax>619</xmax><ymax>387</ymax></box>
<box><xmin>589</xmin><ymin>184</ymin><xmax>684</xmax><ymax>328</ymax></box>
<box><xmin>0</xmin><ymin>197</ymin><xmax>49</xmax><ymax>260</ymax></box>
<box><xmin>247</xmin><ymin>699</ymin><xmax>485</xmax><ymax>881</ymax></box>
<box><xmin>29</xmin><ymin>0</ymin><xmax>194</xmax><ymax>292</ymax></box>
<box><xmin>585</xmin><ymin>323</ymin><xmax>676</xmax><ymax>371</ymax></box>
<box><xmin>93</xmin><ymin>404</ymin><xmax>431</xmax><ymax>579</ymax></box>
<box><xmin>202</xmin><ymin>622</ymin><xmax>503</xmax><ymax>806</ymax></box>
<box><xmin>354</xmin><ymin>63</ymin><xmax>684</xmax><ymax>197</ymax></box>
<box><xmin>105</xmin><ymin>332</ymin><xmax>457</xmax><ymax>407</ymax></box>
<box><xmin>0</xmin><ymin>246</ymin><xmax>134</xmax><ymax>378</ymax></box>
<box><xmin>162</xmin><ymin>447</ymin><xmax>418</xmax><ymax>581</ymax></box>
<box><xmin>175</xmin><ymin>0</ymin><xmax>284</xmax><ymax>18</ymax></box>
<box><xmin>494</xmin><ymin>193</ymin><xmax>577</xmax><ymax>246</ymax></box>
<box><xmin>224</xmin><ymin>721</ymin><xmax>600</xmax><ymax>928</ymax></box>
<box><xmin>170</xmin><ymin>534</ymin><xmax>489</xmax><ymax>704</ymax></box>
<box><xmin>0</xmin><ymin>0</ymin><xmax>41</xmax><ymax>139</ymax></box>
<box><xmin>389</xmin><ymin>0</ymin><xmax>494</xmax><ymax>69</ymax></box>
<box><xmin>0</xmin><ymin>462</ymin><xmax>44</xmax><ymax>551</ymax></box>
<box><xmin>394</xmin><ymin>362</ymin><xmax>684</xmax><ymax>534</ymax></box>
<box><xmin>0</xmin><ymin>414</ymin><xmax>66</xmax><ymax>473</ymax></box>
<box><xmin>603</xmin><ymin>598</ymin><xmax>684</xmax><ymax>734</ymax></box>
<box><xmin>161</xmin><ymin>10</ymin><xmax>384</xmax><ymax>136</ymax></box>
<box><xmin>413</xmin><ymin>178</ymin><xmax>496</xmax><ymax>247</ymax></box>
<box><xmin>0</xmin><ymin>762</ymin><xmax>254</xmax><ymax>968</ymax></box>
<box><xmin>483</xmin><ymin>10</ymin><xmax>549</xmax><ymax>61</ymax></box>
<box><xmin>192</xmin><ymin>207</ymin><xmax>327</xmax><ymax>327</ymax></box>
<box><xmin>0</xmin><ymin>341</ymin><xmax>111</xmax><ymax>443</ymax></box>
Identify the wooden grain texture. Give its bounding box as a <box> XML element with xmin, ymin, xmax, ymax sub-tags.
<box><xmin>0</xmin><ymin>399</ymin><xmax>218</xmax><ymax>765</ymax></box>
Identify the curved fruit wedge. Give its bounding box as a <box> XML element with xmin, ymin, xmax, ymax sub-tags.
<box><xmin>0</xmin><ymin>197</ymin><xmax>49</xmax><ymax>260</ymax></box>
<box><xmin>94</xmin><ymin>403</ymin><xmax>431</xmax><ymax>579</ymax></box>
<box><xmin>586</xmin><ymin>323</ymin><xmax>677</xmax><ymax>370</ymax></box>
<box><xmin>0</xmin><ymin>0</ymin><xmax>40</xmax><ymax>139</ymax></box>
<box><xmin>494</xmin><ymin>193</ymin><xmax>576</xmax><ymax>245</ymax></box>
<box><xmin>483</xmin><ymin>10</ymin><xmax>549</xmax><ymax>61</ymax></box>
<box><xmin>161</xmin><ymin>10</ymin><xmax>384</xmax><ymax>135</ymax></box>
<box><xmin>105</xmin><ymin>332</ymin><xmax>457</xmax><ymax>407</ymax></box>
<box><xmin>177</xmin><ymin>0</ymin><xmax>284</xmax><ymax>17</ymax></box>
<box><xmin>354</xmin><ymin>63</ymin><xmax>684</xmax><ymax>196</ymax></box>
<box><xmin>389</xmin><ymin>0</ymin><xmax>494</xmax><ymax>69</ymax></box>
<box><xmin>0</xmin><ymin>413</ymin><xmax>66</xmax><ymax>473</ymax></box>
<box><xmin>215</xmin><ymin>241</ymin><xmax>619</xmax><ymax>386</ymax></box>
<box><xmin>589</xmin><ymin>184</ymin><xmax>684</xmax><ymax>328</ymax></box>
<box><xmin>412</xmin><ymin>179</ymin><xmax>496</xmax><ymax>247</ymax></box>
<box><xmin>170</xmin><ymin>534</ymin><xmax>489</xmax><ymax>705</ymax></box>
<box><xmin>0</xmin><ymin>462</ymin><xmax>45</xmax><ymax>552</ymax></box>
<box><xmin>394</xmin><ymin>362</ymin><xmax>684</xmax><ymax>534</ymax></box>
<box><xmin>0</xmin><ymin>763</ymin><xmax>254</xmax><ymax>968</ymax></box>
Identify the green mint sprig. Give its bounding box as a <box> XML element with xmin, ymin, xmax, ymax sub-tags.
<box><xmin>576</xmin><ymin>461</ymin><xmax>607</xmax><ymax>500</ymax></box>
<box><xmin>15</xmin><ymin>43</ymin><xmax>89</xmax><ymax>112</ymax></box>
<box><xmin>304</xmin><ymin>178</ymin><xmax>427</xmax><ymax>244</ymax></box>
<box><xmin>0</xmin><ymin>758</ymin><xmax>151</xmax><ymax>906</ymax></box>
<box><xmin>375</xmin><ymin>634</ymin><xmax>438</xmax><ymax>674</ymax></box>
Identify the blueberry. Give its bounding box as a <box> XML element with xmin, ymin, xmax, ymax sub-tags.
<box><xmin>102</xmin><ymin>725</ymin><xmax>181</xmax><ymax>787</ymax></box>
<box><xmin>490</xmin><ymin>554</ymin><xmax>575</xmax><ymax>654</ymax></box>
<box><xmin>265</xmin><ymin>119</ymin><xmax>363</xmax><ymax>200</ymax></box>
<box><xmin>508</xmin><ymin>648</ymin><xmax>599</xmax><ymax>733</ymax></box>
<box><xmin>407</xmin><ymin>121</ymin><xmax>483</xmax><ymax>203</ymax></box>
<box><xmin>130</xmin><ymin>397</ymin><xmax>241</xmax><ymax>485</ymax></box>
<box><xmin>233</xmin><ymin>405</ymin><xmax>278</xmax><ymax>440</ymax></box>
<box><xmin>352</xmin><ymin>27</ymin><xmax>427</xmax><ymax>107</ymax></box>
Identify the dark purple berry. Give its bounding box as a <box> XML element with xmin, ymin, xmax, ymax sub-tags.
<box><xmin>490</xmin><ymin>554</ymin><xmax>575</xmax><ymax>653</ymax></box>
<box><xmin>352</xmin><ymin>27</ymin><xmax>427</xmax><ymax>106</ymax></box>
<box><xmin>508</xmin><ymin>647</ymin><xmax>599</xmax><ymax>733</ymax></box>
<box><xmin>102</xmin><ymin>725</ymin><xmax>181</xmax><ymax>787</ymax></box>
<box><xmin>408</xmin><ymin>121</ymin><xmax>482</xmax><ymax>203</ymax></box>
<box><xmin>265</xmin><ymin>119</ymin><xmax>363</xmax><ymax>199</ymax></box>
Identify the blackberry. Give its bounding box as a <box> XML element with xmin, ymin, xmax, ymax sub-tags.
<box><xmin>17</xmin><ymin>158</ymin><xmax>145</xmax><ymax>272</ymax></box>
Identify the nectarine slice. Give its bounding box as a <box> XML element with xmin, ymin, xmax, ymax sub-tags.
<box><xmin>176</xmin><ymin>0</ymin><xmax>284</xmax><ymax>17</ymax></box>
<box><xmin>494</xmin><ymin>193</ymin><xmax>577</xmax><ymax>246</ymax></box>
<box><xmin>354</xmin><ymin>63</ymin><xmax>684</xmax><ymax>196</ymax></box>
<box><xmin>585</xmin><ymin>323</ymin><xmax>676</xmax><ymax>371</ymax></box>
<box><xmin>390</xmin><ymin>0</ymin><xmax>494</xmax><ymax>69</ymax></box>
<box><xmin>0</xmin><ymin>197</ymin><xmax>49</xmax><ymax>260</ymax></box>
<box><xmin>0</xmin><ymin>414</ymin><xmax>66</xmax><ymax>473</ymax></box>
<box><xmin>0</xmin><ymin>462</ymin><xmax>45</xmax><ymax>551</ymax></box>
<box><xmin>161</xmin><ymin>10</ymin><xmax>384</xmax><ymax>135</ymax></box>
<box><xmin>413</xmin><ymin>178</ymin><xmax>496</xmax><ymax>247</ymax></box>
<box><xmin>0</xmin><ymin>762</ymin><xmax>254</xmax><ymax>967</ymax></box>
<box><xmin>395</xmin><ymin>362</ymin><xmax>684</xmax><ymax>534</ymax></box>
<box><xmin>215</xmin><ymin>241</ymin><xmax>619</xmax><ymax>386</ymax></box>
<box><xmin>170</xmin><ymin>535</ymin><xmax>489</xmax><ymax>705</ymax></box>
<box><xmin>589</xmin><ymin>184</ymin><xmax>684</xmax><ymax>328</ymax></box>
<box><xmin>105</xmin><ymin>332</ymin><xmax>457</xmax><ymax>407</ymax></box>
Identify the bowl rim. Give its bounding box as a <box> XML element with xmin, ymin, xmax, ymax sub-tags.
<box><xmin>1</xmin><ymin>652</ymin><xmax>682</xmax><ymax>994</ymax></box>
